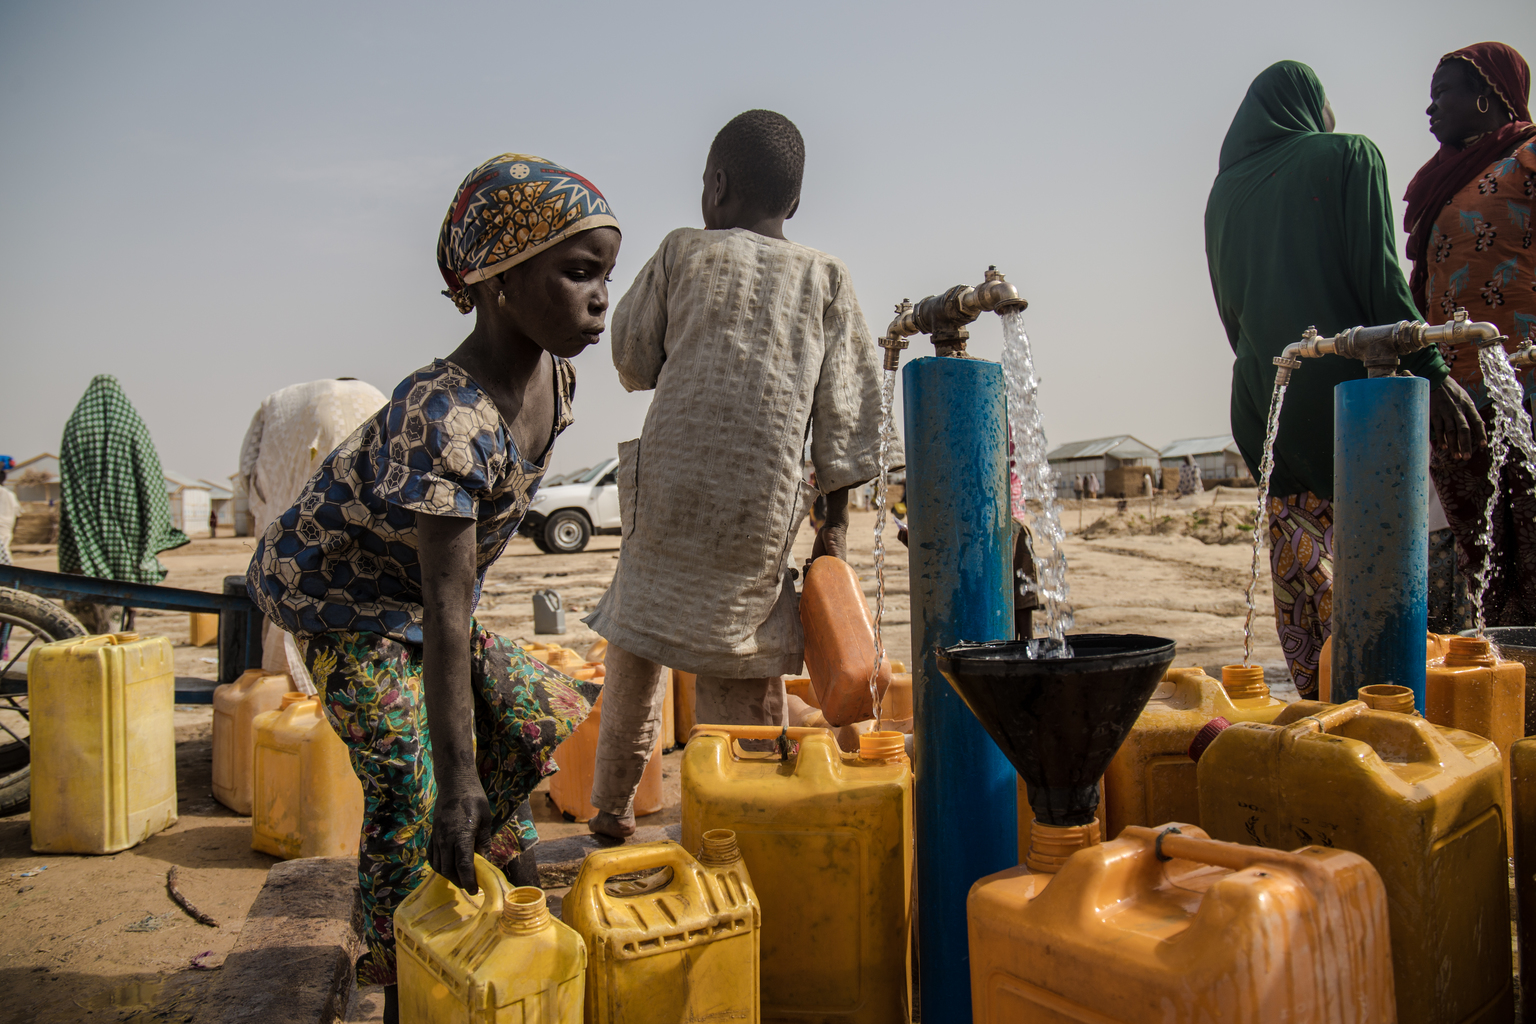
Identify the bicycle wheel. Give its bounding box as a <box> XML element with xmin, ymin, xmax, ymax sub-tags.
<box><xmin>0</xmin><ymin>588</ymin><xmax>88</xmax><ymax>815</ymax></box>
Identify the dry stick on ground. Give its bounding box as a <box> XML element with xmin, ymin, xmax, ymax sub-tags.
<box><xmin>166</xmin><ymin>866</ymin><xmax>219</xmax><ymax>927</ymax></box>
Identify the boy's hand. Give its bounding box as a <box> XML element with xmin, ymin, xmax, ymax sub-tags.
<box><xmin>429</xmin><ymin>773</ymin><xmax>496</xmax><ymax>894</ymax></box>
<box><xmin>811</xmin><ymin>523</ymin><xmax>848</xmax><ymax>561</ymax></box>
<box><xmin>1430</xmin><ymin>377</ymin><xmax>1485</xmax><ymax>459</ymax></box>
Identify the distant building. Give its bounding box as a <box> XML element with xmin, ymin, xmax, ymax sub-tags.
<box><xmin>164</xmin><ymin>470</ymin><xmax>213</xmax><ymax>538</ymax></box>
<box><xmin>1159</xmin><ymin>435</ymin><xmax>1251</xmax><ymax>486</ymax></box>
<box><xmin>1046</xmin><ymin>436</ymin><xmax>1161</xmax><ymax>498</ymax></box>
<box><xmin>10</xmin><ymin>453</ymin><xmax>61</xmax><ymax>504</ymax></box>
<box><xmin>199</xmin><ymin>478</ymin><xmax>235</xmax><ymax>529</ymax></box>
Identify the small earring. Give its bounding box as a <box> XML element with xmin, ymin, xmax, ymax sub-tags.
<box><xmin>1477</xmin><ymin>95</ymin><xmax>1490</xmax><ymax>114</ymax></box>
<box><xmin>498</xmin><ymin>289</ymin><xmax>506</xmax><ymax>308</ymax></box>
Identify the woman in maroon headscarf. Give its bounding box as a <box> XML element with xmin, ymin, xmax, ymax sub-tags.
<box><xmin>1404</xmin><ymin>42</ymin><xmax>1536</xmax><ymax>627</ymax></box>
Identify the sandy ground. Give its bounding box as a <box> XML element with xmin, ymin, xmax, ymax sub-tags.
<box><xmin>0</xmin><ymin>496</ymin><xmax>1286</xmax><ymax>1022</ymax></box>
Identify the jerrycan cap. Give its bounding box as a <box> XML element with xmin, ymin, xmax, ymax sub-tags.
<box><xmin>1358</xmin><ymin>684</ymin><xmax>1418</xmax><ymax>715</ymax></box>
<box><xmin>500</xmin><ymin>886</ymin><xmax>551</xmax><ymax>934</ymax></box>
<box><xmin>1220</xmin><ymin>664</ymin><xmax>1268</xmax><ymax>700</ymax></box>
<box><xmin>1187</xmin><ymin>717</ymin><xmax>1231</xmax><ymax>763</ymax></box>
<box><xmin>279</xmin><ymin>691</ymin><xmax>312</xmax><ymax>710</ymax></box>
<box><xmin>1445</xmin><ymin>635</ymin><xmax>1496</xmax><ymax>667</ymax></box>
<box><xmin>697</xmin><ymin>829</ymin><xmax>742</xmax><ymax>867</ymax></box>
<box><xmin>858</xmin><ymin>731</ymin><xmax>908</xmax><ymax>763</ymax></box>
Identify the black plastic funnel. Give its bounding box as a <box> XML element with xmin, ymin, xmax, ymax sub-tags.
<box><xmin>936</xmin><ymin>634</ymin><xmax>1175</xmax><ymax>827</ymax></box>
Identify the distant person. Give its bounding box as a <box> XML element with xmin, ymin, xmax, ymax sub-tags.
<box><xmin>1073</xmin><ymin>473</ymin><xmax>1083</xmax><ymax>499</ymax></box>
<box><xmin>0</xmin><ymin>460</ymin><xmax>15</xmax><ymax>566</ymax></box>
<box><xmin>246</xmin><ymin>154</ymin><xmax>619</xmax><ymax>1021</ymax></box>
<box><xmin>584</xmin><ymin>110</ymin><xmax>883</xmax><ymax>840</ymax></box>
<box><xmin>1403</xmin><ymin>42</ymin><xmax>1536</xmax><ymax>626</ymax></box>
<box><xmin>1142</xmin><ymin>473</ymin><xmax>1154</xmax><ymax>498</ymax></box>
<box><xmin>58</xmin><ymin>375</ymin><xmax>190</xmax><ymax>632</ymax></box>
<box><xmin>1086</xmin><ymin>473</ymin><xmax>1099</xmax><ymax>499</ymax></box>
<box><xmin>208</xmin><ymin>507</ymin><xmax>218</xmax><ymax>538</ymax></box>
<box><xmin>1177</xmin><ymin>454</ymin><xmax>1205</xmax><ymax>497</ymax></box>
<box><xmin>1205</xmin><ymin>60</ymin><xmax>1481</xmax><ymax>698</ymax></box>
<box><xmin>236</xmin><ymin>377</ymin><xmax>387</xmax><ymax>669</ymax></box>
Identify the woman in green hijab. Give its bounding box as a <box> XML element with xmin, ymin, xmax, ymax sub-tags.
<box><xmin>1204</xmin><ymin>60</ymin><xmax>1481</xmax><ymax>698</ymax></box>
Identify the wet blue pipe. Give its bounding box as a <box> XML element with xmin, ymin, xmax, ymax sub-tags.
<box><xmin>1332</xmin><ymin>376</ymin><xmax>1429</xmax><ymax>709</ymax></box>
<box><xmin>902</xmin><ymin>355</ymin><xmax>1018</xmax><ymax>1022</ymax></box>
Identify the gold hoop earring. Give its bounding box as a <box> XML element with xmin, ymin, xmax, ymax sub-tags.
<box><xmin>1477</xmin><ymin>95</ymin><xmax>1490</xmax><ymax>114</ymax></box>
<box><xmin>498</xmin><ymin>289</ymin><xmax>506</xmax><ymax>308</ymax></box>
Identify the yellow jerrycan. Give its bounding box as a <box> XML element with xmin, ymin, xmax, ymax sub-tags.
<box><xmin>1510</xmin><ymin>737</ymin><xmax>1536</xmax><ymax>1023</ymax></box>
<box><xmin>1319</xmin><ymin>631</ymin><xmax>1450</xmax><ymax>702</ymax></box>
<box><xmin>562</xmin><ymin>834</ymin><xmax>760</xmax><ymax>1024</ymax></box>
<box><xmin>211</xmin><ymin>668</ymin><xmax>290</xmax><ymax>815</ymax></box>
<box><xmin>29</xmin><ymin>632</ymin><xmax>178</xmax><ymax>854</ymax></box>
<box><xmin>682</xmin><ymin>726</ymin><xmax>911</xmax><ymax>1024</ymax></box>
<box><xmin>1102</xmin><ymin>664</ymin><xmax>1286</xmax><ymax>837</ymax></box>
<box><xmin>251</xmin><ymin>692</ymin><xmax>364</xmax><ymax>859</ymax></box>
<box><xmin>967</xmin><ymin>823</ymin><xmax>1397</xmax><ymax>1023</ymax></box>
<box><xmin>1426</xmin><ymin>635</ymin><xmax>1525</xmax><ymax>845</ymax></box>
<box><xmin>396</xmin><ymin>854</ymin><xmax>585</xmax><ymax>1024</ymax></box>
<box><xmin>1198</xmin><ymin>699</ymin><xmax>1511</xmax><ymax>1024</ymax></box>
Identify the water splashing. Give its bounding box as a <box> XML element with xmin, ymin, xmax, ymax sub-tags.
<box><xmin>1243</xmin><ymin>379</ymin><xmax>1287</xmax><ymax>666</ymax></box>
<box><xmin>1000</xmin><ymin>310</ymin><xmax>1073</xmax><ymax>646</ymax></box>
<box><xmin>868</xmin><ymin>368</ymin><xmax>898</xmax><ymax>722</ymax></box>
<box><xmin>1468</xmin><ymin>345</ymin><xmax>1535</xmax><ymax>633</ymax></box>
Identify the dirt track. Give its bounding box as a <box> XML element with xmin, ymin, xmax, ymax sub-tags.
<box><xmin>0</xmin><ymin>500</ymin><xmax>1283</xmax><ymax>1021</ymax></box>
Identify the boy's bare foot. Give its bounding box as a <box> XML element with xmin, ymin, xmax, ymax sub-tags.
<box><xmin>589</xmin><ymin>810</ymin><xmax>635</xmax><ymax>841</ymax></box>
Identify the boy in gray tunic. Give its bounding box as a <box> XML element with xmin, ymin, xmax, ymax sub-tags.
<box><xmin>583</xmin><ymin>110</ymin><xmax>884</xmax><ymax>838</ymax></box>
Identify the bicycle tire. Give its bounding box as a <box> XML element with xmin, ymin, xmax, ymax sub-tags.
<box><xmin>0</xmin><ymin>588</ymin><xmax>88</xmax><ymax>816</ymax></box>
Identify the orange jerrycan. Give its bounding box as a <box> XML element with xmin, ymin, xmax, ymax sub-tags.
<box><xmin>672</xmin><ymin>668</ymin><xmax>696</xmax><ymax>747</ymax></box>
<box><xmin>547</xmin><ymin>684</ymin><xmax>664</xmax><ymax>821</ymax></box>
<box><xmin>29</xmin><ymin>632</ymin><xmax>177</xmax><ymax>854</ymax></box>
<box><xmin>682</xmin><ymin>726</ymin><xmax>911</xmax><ymax>1024</ymax></box>
<box><xmin>396</xmin><ymin>854</ymin><xmax>585</xmax><ymax>1024</ymax></box>
<box><xmin>251</xmin><ymin>693</ymin><xmax>364</xmax><ymax>860</ymax></box>
<box><xmin>212</xmin><ymin>668</ymin><xmax>290</xmax><ymax>815</ymax></box>
<box><xmin>1102</xmin><ymin>664</ymin><xmax>1286</xmax><ymax>836</ymax></box>
<box><xmin>1426</xmin><ymin>635</ymin><xmax>1525</xmax><ymax>844</ymax></box>
<box><xmin>800</xmin><ymin>556</ymin><xmax>892</xmax><ymax>726</ymax></box>
<box><xmin>1319</xmin><ymin>631</ymin><xmax>1450</xmax><ymax>702</ymax></box>
<box><xmin>1198</xmin><ymin>699</ymin><xmax>1511</xmax><ymax>1024</ymax></box>
<box><xmin>967</xmin><ymin>823</ymin><xmax>1396</xmax><ymax>1023</ymax></box>
<box><xmin>562</xmin><ymin>835</ymin><xmax>760</xmax><ymax>1024</ymax></box>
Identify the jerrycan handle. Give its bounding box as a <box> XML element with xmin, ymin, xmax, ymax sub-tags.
<box><xmin>1131</xmin><ymin>826</ymin><xmax>1336</xmax><ymax>880</ymax></box>
<box><xmin>688</xmin><ymin>724</ymin><xmax>833</xmax><ymax>744</ymax></box>
<box><xmin>583</xmin><ymin>841</ymin><xmax>699</xmax><ymax>889</ymax></box>
<box><xmin>459</xmin><ymin>853</ymin><xmax>509</xmax><ymax>921</ymax></box>
<box><xmin>1276</xmin><ymin>698</ymin><xmax>1461</xmax><ymax>764</ymax></box>
<box><xmin>1278</xmin><ymin>699</ymin><xmax>1370</xmax><ymax>737</ymax></box>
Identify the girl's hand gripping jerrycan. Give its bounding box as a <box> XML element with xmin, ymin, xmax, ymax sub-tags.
<box><xmin>1197</xmin><ymin>699</ymin><xmax>1512</xmax><ymax>1024</ymax></box>
<box><xmin>562</xmin><ymin>837</ymin><xmax>761</xmax><ymax>1024</ymax></box>
<box><xmin>800</xmin><ymin>556</ymin><xmax>892</xmax><ymax>726</ymax></box>
<box><xmin>395</xmin><ymin>853</ymin><xmax>586</xmax><ymax>1024</ymax></box>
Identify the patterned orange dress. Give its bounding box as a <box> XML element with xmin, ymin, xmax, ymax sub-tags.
<box><xmin>1424</xmin><ymin>137</ymin><xmax>1536</xmax><ymax>627</ymax></box>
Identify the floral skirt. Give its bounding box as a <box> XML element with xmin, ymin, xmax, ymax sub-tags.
<box><xmin>305</xmin><ymin>622</ymin><xmax>599</xmax><ymax>987</ymax></box>
<box><xmin>1268</xmin><ymin>492</ymin><xmax>1333</xmax><ymax>699</ymax></box>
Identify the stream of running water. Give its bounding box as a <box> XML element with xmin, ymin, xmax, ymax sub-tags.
<box><xmin>1243</xmin><ymin>379</ymin><xmax>1288</xmax><ymax>666</ymax></box>
<box><xmin>1469</xmin><ymin>345</ymin><xmax>1536</xmax><ymax>633</ymax></box>
<box><xmin>1000</xmin><ymin>309</ymin><xmax>1073</xmax><ymax>655</ymax></box>
<box><xmin>868</xmin><ymin>367</ymin><xmax>898</xmax><ymax>721</ymax></box>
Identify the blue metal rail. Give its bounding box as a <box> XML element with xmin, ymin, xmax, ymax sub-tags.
<box><xmin>0</xmin><ymin>565</ymin><xmax>264</xmax><ymax>702</ymax></box>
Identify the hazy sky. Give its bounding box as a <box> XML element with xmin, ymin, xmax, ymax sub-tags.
<box><xmin>2</xmin><ymin>1</ymin><xmax>1532</xmax><ymax>482</ymax></box>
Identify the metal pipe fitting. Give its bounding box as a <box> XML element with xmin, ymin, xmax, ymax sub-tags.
<box><xmin>1509</xmin><ymin>345</ymin><xmax>1536</xmax><ymax>370</ymax></box>
<box><xmin>879</xmin><ymin>300</ymin><xmax>915</xmax><ymax>372</ymax></box>
<box><xmin>1272</xmin><ymin>308</ymin><xmax>1501</xmax><ymax>384</ymax></box>
<box><xmin>895</xmin><ymin>267</ymin><xmax>1030</xmax><ymax>358</ymax></box>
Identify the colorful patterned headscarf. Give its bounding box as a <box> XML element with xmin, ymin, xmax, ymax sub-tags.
<box><xmin>437</xmin><ymin>154</ymin><xmax>619</xmax><ymax>313</ymax></box>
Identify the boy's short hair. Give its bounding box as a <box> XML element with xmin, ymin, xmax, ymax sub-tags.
<box><xmin>709</xmin><ymin>110</ymin><xmax>805</xmax><ymax>216</ymax></box>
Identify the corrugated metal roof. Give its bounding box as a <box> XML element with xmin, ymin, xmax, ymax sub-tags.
<box><xmin>1046</xmin><ymin>435</ymin><xmax>1161</xmax><ymax>461</ymax></box>
<box><xmin>1160</xmin><ymin>435</ymin><xmax>1240</xmax><ymax>459</ymax></box>
<box><xmin>198</xmin><ymin>479</ymin><xmax>234</xmax><ymax>500</ymax></box>
<box><xmin>164</xmin><ymin>470</ymin><xmax>212</xmax><ymax>492</ymax></box>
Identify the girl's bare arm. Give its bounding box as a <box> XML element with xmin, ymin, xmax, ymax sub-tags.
<box><xmin>418</xmin><ymin>510</ymin><xmax>493</xmax><ymax>894</ymax></box>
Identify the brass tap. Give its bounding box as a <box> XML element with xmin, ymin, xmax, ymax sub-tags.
<box><xmin>1510</xmin><ymin>344</ymin><xmax>1536</xmax><ymax>370</ymax></box>
<box><xmin>1273</xmin><ymin>308</ymin><xmax>1502</xmax><ymax>382</ymax></box>
<box><xmin>899</xmin><ymin>266</ymin><xmax>1030</xmax><ymax>357</ymax></box>
<box><xmin>879</xmin><ymin>300</ymin><xmax>915</xmax><ymax>372</ymax></box>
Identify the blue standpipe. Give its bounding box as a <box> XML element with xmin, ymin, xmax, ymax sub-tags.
<box><xmin>902</xmin><ymin>355</ymin><xmax>1019</xmax><ymax>1023</ymax></box>
<box><xmin>1332</xmin><ymin>376</ymin><xmax>1430</xmax><ymax>709</ymax></box>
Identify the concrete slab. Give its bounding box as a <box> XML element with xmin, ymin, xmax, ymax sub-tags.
<box><xmin>197</xmin><ymin>857</ymin><xmax>362</xmax><ymax>1024</ymax></box>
